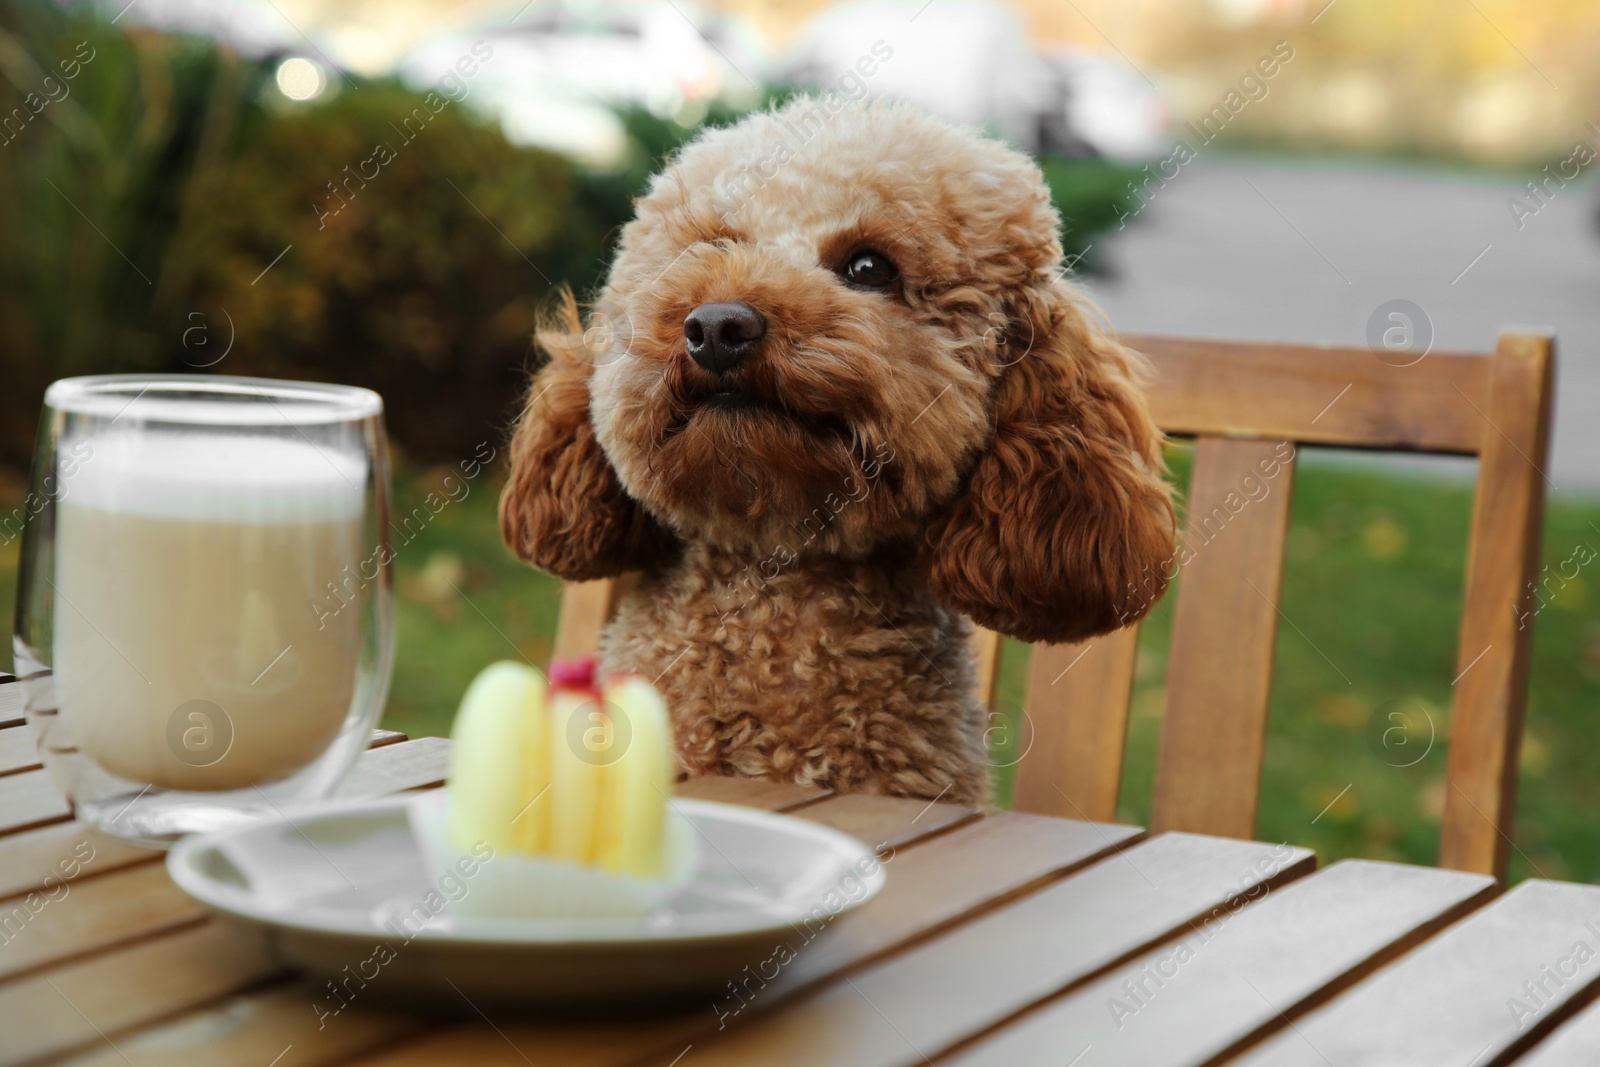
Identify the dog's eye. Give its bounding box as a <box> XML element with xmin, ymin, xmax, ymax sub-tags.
<box><xmin>841</xmin><ymin>250</ymin><xmax>898</xmax><ymax>290</ymax></box>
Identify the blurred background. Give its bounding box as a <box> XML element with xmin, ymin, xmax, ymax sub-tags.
<box><xmin>2</xmin><ymin>0</ymin><xmax>1597</xmax><ymax>880</ymax></box>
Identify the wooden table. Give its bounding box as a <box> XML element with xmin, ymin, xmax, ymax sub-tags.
<box><xmin>6</xmin><ymin>719</ymin><xmax>1600</xmax><ymax>1066</ymax></box>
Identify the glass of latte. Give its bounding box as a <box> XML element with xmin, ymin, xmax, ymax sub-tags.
<box><xmin>13</xmin><ymin>376</ymin><xmax>396</xmax><ymax>846</ymax></box>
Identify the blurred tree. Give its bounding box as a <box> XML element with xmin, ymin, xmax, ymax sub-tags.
<box><xmin>0</xmin><ymin>1</ymin><xmax>234</xmax><ymax>465</ymax></box>
<box><xmin>1138</xmin><ymin>0</ymin><xmax>1600</xmax><ymax>163</ymax></box>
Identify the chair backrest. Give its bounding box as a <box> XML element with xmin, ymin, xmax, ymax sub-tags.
<box><xmin>998</xmin><ymin>330</ymin><xmax>1554</xmax><ymax>883</ymax></box>
<box><xmin>552</xmin><ymin>331</ymin><xmax>1553</xmax><ymax>883</ymax></box>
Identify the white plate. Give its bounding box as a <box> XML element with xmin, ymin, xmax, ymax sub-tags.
<box><xmin>167</xmin><ymin>791</ymin><xmax>886</xmax><ymax>1007</ymax></box>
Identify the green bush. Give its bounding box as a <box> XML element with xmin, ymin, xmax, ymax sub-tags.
<box><xmin>168</xmin><ymin>82</ymin><xmax>612</xmax><ymax>458</ymax></box>
<box><xmin>1038</xmin><ymin>156</ymin><xmax>1144</xmax><ymax>268</ymax></box>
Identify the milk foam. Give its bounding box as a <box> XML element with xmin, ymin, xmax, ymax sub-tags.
<box><xmin>62</xmin><ymin>430</ymin><xmax>367</xmax><ymax>524</ymax></box>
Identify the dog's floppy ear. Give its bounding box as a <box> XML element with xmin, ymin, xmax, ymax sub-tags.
<box><xmin>499</xmin><ymin>296</ymin><xmax>672</xmax><ymax>580</ymax></box>
<box><xmin>924</xmin><ymin>278</ymin><xmax>1176</xmax><ymax>644</ymax></box>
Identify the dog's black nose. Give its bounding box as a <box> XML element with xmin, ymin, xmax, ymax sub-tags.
<box><xmin>684</xmin><ymin>302</ymin><xmax>766</xmax><ymax>375</ymax></box>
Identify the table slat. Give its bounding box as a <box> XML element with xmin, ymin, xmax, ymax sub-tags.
<box><xmin>0</xmin><ymin>737</ymin><xmax>448</xmax><ymax>1064</ymax></box>
<box><xmin>0</xmin><ymin>733</ymin><xmax>424</xmax><ymax>906</ymax></box>
<box><xmin>790</xmin><ymin>792</ymin><xmax>977</xmax><ymax>850</ymax></box>
<box><xmin>1517</xmin><ymin>997</ymin><xmax>1600</xmax><ymax>1065</ymax></box>
<box><xmin>0</xmin><ymin>769</ymin><xmax>71</xmax><ymax>835</ymax></box>
<box><xmin>0</xmin><ymin>675</ymin><xmax>20</xmax><ymax>729</ymax></box>
<box><xmin>943</xmin><ymin>859</ymin><xmax>1495</xmax><ymax>1067</ymax></box>
<box><xmin>37</xmin><ymin>985</ymin><xmax>428</xmax><ymax>1067</ymax></box>
<box><xmin>0</xmin><ymin>726</ymin><xmax>405</xmax><ymax>780</ymax></box>
<box><xmin>0</xmin><ymin>862</ymin><xmax>205</xmax><ymax>983</ymax></box>
<box><xmin>342</xmin><ymin>812</ymin><xmax>1145</xmax><ymax>1067</ymax></box>
<box><xmin>335</xmin><ymin>737</ymin><xmax>452</xmax><ymax>798</ymax></box>
<box><xmin>0</xmin><ymin>724</ymin><xmax>41</xmax><ymax>777</ymax></box>
<box><xmin>0</xmin><ymin>921</ymin><xmax>276</xmax><ymax>1065</ymax></box>
<box><xmin>0</xmin><ymin>764</ymin><xmax>820</xmax><ymax>1042</ymax></box>
<box><xmin>677</xmin><ymin>775</ymin><xmax>829</xmax><ymax>811</ymax></box>
<box><xmin>29</xmin><ymin>773</ymin><xmax>843</xmax><ymax>1067</ymax></box>
<box><xmin>779</xmin><ymin>813</ymin><xmax>1142</xmax><ymax>993</ymax></box>
<box><xmin>0</xmin><ymin>749</ymin><xmax>476</xmax><ymax>838</ymax></box>
<box><xmin>1230</xmin><ymin>879</ymin><xmax>1600</xmax><ymax>1066</ymax></box>
<box><xmin>0</xmin><ymin>826</ymin><xmax>152</xmax><ymax>904</ymax></box>
<box><xmin>664</xmin><ymin>833</ymin><xmax>1316</xmax><ymax>1067</ymax></box>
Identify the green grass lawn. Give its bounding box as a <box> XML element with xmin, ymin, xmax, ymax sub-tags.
<box><xmin>3</xmin><ymin>451</ymin><xmax>1597</xmax><ymax>883</ymax></box>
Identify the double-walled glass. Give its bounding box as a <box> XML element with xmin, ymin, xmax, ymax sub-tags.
<box><xmin>13</xmin><ymin>376</ymin><xmax>395</xmax><ymax>846</ymax></box>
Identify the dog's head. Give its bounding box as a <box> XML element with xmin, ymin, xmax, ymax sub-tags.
<box><xmin>503</xmin><ymin>98</ymin><xmax>1176</xmax><ymax>643</ymax></box>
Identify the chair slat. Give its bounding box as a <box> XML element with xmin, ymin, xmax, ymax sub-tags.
<box><xmin>1440</xmin><ymin>332</ymin><xmax>1554</xmax><ymax>877</ymax></box>
<box><xmin>1014</xmin><ymin>627</ymin><xmax>1140</xmax><ymax>823</ymax></box>
<box><xmin>550</xmin><ymin>577</ymin><xmax>622</xmax><ymax>661</ymax></box>
<box><xmin>1128</xmin><ymin>334</ymin><xmax>1492</xmax><ymax>454</ymax></box>
<box><xmin>1151</xmin><ymin>436</ymin><xmax>1297</xmax><ymax>839</ymax></box>
<box><xmin>969</xmin><ymin>626</ymin><xmax>1003</xmax><ymax>710</ymax></box>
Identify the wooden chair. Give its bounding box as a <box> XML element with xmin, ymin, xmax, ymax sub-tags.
<box><xmin>553</xmin><ymin>331</ymin><xmax>1554</xmax><ymax>884</ymax></box>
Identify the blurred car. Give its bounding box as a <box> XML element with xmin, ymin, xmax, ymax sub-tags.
<box><xmin>777</xmin><ymin>0</ymin><xmax>1167</xmax><ymax>160</ymax></box>
<box><xmin>397</xmin><ymin>1</ymin><xmax>768</xmax><ymax>167</ymax></box>
<box><xmin>125</xmin><ymin>0</ymin><xmax>768</xmax><ymax>168</ymax></box>
<box><xmin>1043</xmin><ymin>48</ymin><xmax>1170</xmax><ymax>161</ymax></box>
<box><xmin>776</xmin><ymin>0</ymin><xmax>1057</xmax><ymax>152</ymax></box>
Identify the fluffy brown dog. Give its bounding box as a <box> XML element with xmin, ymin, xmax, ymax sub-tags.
<box><xmin>500</xmin><ymin>98</ymin><xmax>1175</xmax><ymax>804</ymax></box>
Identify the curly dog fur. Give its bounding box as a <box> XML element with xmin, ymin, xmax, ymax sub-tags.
<box><xmin>501</xmin><ymin>98</ymin><xmax>1175</xmax><ymax>804</ymax></box>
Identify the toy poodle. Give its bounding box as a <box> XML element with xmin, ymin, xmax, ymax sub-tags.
<box><xmin>500</xmin><ymin>96</ymin><xmax>1175</xmax><ymax>805</ymax></box>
